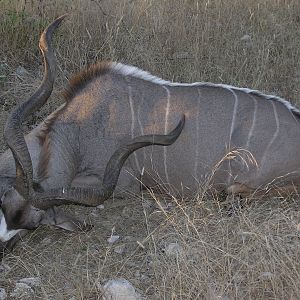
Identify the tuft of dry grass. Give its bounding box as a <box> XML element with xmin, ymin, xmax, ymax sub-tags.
<box><xmin>0</xmin><ymin>0</ymin><xmax>300</xmax><ymax>299</ymax></box>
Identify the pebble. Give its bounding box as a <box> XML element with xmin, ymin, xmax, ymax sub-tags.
<box><xmin>114</xmin><ymin>244</ymin><xmax>126</xmax><ymax>254</ymax></box>
<box><xmin>101</xmin><ymin>279</ymin><xmax>141</xmax><ymax>300</ymax></box>
<box><xmin>240</xmin><ymin>34</ymin><xmax>251</xmax><ymax>41</ymax></box>
<box><xmin>10</xmin><ymin>282</ymin><xmax>33</xmax><ymax>299</ymax></box>
<box><xmin>15</xmin><ymin>66</ymin><xmax>30</xmax><ymax>77</ymax></box>
<box><xmin>40</xmin><ymin>237</ymin><xmax>52</xmax><ymax>246</ymax></box>
<box><xmin>164</xmin><ymin>243</ymin><xmax>184</xmax><ymax>257</ymax></box>
<box><xmin>0</xmin><ymin>288</ymin><xmax>7</xmax><ymax>300</ymax></box>
<box><xmin>259</xmin><ymin>272</ymin><xmax>275</xmax><ymax>280</ymax></box>
<box><xmin>107</xmin><ymin>235</ymin><xmax>120</xmax><ymax>244</ymax></box>
<box><xmin>19</xmin><ymin>277</ymin><xmax>41</xmax><ymax>287</ymax></box>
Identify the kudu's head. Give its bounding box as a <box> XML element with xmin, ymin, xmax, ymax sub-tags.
<box><xmin>0</xmin><ymin>15</ymin><xmax>66</xmax><ymax>243</ymax></box>
<box><xmin>0</xmin><ymin>16</ymin><xmax>185</xmax><ymax>249</ymax></box>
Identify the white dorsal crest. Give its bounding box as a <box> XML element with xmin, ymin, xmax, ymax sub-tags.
<box><xmin>111</xmin><ymin>62</ymin><xmax>300</xmax><ymax>115</ymax></box>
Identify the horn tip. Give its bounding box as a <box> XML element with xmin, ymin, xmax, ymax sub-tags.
<box><xmin>53</xmin><ymin>14</ymin><xmax>69</xmax><ymax>28</ymax></box>
<box><xmin>39</xmin><ymin>14</ymin><xmax>68</xmax><ymax>51</ymax></box>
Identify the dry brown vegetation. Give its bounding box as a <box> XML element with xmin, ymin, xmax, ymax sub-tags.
<box><xmin>0</xmin><ymin>0</ymin><xmax>300</xmax><ymax>299</ymax></box>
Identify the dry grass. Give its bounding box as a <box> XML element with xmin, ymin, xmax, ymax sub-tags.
<box><xmin>1</xmin><ymin>193</ymin><xmax>300</xmax><ymax>299</ymax></box>
<box><xmin>0</xmin><ymin>0</ymin><xmax>300</xmax><ymax>299</ymax></box>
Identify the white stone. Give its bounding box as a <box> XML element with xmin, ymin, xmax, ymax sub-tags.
<box><xmin>19</xmin><ymin>277</ymin><xmax>41</xmax><ymax>287</ymax></box>
<box><xmin>40</xmin><ymin>237</ymin><xmax>52</xmax><ymax>246</ymax></box>
<box><xmin>10</xmin><ymin>282</ymin><xmax>33</xmax><ymax>298</ymax></box>
<box><xmin>15</xmin><ymin>66</ymin><xmax>29</xmax><ymax>77</ymax></box>
<box><xmin>107</xmin><ymin>235</ymin><xmax>120</xmax><ymax>244</ymax></box>
<box><xmin>0</xmin><ymin>288</ymin><xmax>7</xmax><ymax>300</ymax></box>
<box><xmin>259</xmin><ymin>272</ymin><xmax>275</xmax><ymax>280</ymax></box>
<box><xmin>240</xmin><ymin>34</ymin><xmax>251</xmax><ymax>41</ymax></box>
<box><xmin>165</xmin><ymin>243</ymin><xmax>184</xmax><ymax>257</ymax></box>
<box><xmin>102</xmin><ymin>279</ymin><xmax>141</xmax><ymax>300</ymax></box>
<box><xmin>97</xmin><ymin>204</ymin><xmax>105</xmax><ymax>209</ymax></box>
<box><xmin>114</xmin><ymin>244</ymin><xmax>126</xmax><ymax>254</ymax></box>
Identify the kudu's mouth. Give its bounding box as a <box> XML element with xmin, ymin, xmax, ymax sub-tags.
<box><xmin>0</xmin><ymin>208</ymin><xmax>23</xmax><ymax>243</ymax></box>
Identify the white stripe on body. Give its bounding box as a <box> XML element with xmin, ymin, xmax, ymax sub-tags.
<box><xmin>194</xmin><ymin>89</ymin><xmax>201</xmax><ymax>179</ymax></box>
<box><xmin>137</xmin><ymin>105</ymin><xmax>146</xmax><ymax>163</ymax></box>
<box><xmin>128</xmin><ymin>85</ymin><xmax>141</xmax><ymax>173</ymax></box>
<box><xmin>260</xmin><ymin>101</ymin><xmax>280</xmax><ymax>170</ymax></box>
<box><xmin>225</xmin><ymin>87</ymin><xmax>239</xmax><ymax>184</ymax></box>
<box><xmin>245</xmin><ymin>94</ymin><xmax>258</xmax><ymax>149</ymax></box>
<box><xmin>162</xmin><ymin>86</ymin><xmax>171</xmax><ymax>184</ymax></box>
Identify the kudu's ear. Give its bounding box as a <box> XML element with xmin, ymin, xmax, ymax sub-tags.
<box><xmin>40</xmin><ymin>207</ymin><xmax>93</xmax><ymax>232</ymax></box>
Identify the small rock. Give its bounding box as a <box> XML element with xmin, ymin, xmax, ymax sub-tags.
<box><xmin>19</xmin><ymin>277</ymin><xmax>41</xmax><ymax>287</ymax></box>
<box><xmin>107</xmin><ymin>235</ymin><xmax>120</xmax><ymax>244</ymax></box>
<box><xmin>91</xmin><ymin>208</ymin><xmax>98</xmax><ymax>217</ymax></box>
<box><xmin>0</xmin><ymin>263</ymin><xmax>11</xmax><ymax>273</ymax></box>
<box><xmin>0</xmin><ymin>288</ymin><xmax>7</xmax><ymax>300</ymax></box>
<box><xmin>101</xmin><ymin>279</ymin><xmax>141</xmax><ymax>300</ymax></box>
<box><xmin>259</xmin><ymin>272</ymin><xmax>275</xmax><ymax>280</ymax></box>
<box><xmin>40</xmin><ymin>237</ymin><xmax>52</xmax><ymax>246</ymax></box>
<box><xmin>164</xmin><ymin>243</ymin><xmax>184</xmax><ymax>257</ymax></box>
<box><xmin>296</xmin><ymin>223</ymin><xmax>300</xmax><ymax>231</ymax></box>
<box><xmin>240</xmin><ymin>34</ymin><xmax>253</xmax><ymax>47</ymax></box>
<box><xmin>10</xmin><ymin>282</ymin><xmax>33</xmax><ymax>298</ymax></box>
<box><xmin>15</xmin><ymin>66</ymin><xmax>29</xmax><ymax>77</ymax></box>
<box><xmin>97</xmin><ymin>204</ymin><xmax>105</xmax><ymax>209</ymax></box>
<box><xmin>0</xmin><ymin>63</ymin><xmax>8</xmax><ymax>71</ymax></box>
<box><xmin>240</xmin><ymin>34</ymin><xmax>251</xmax><ymax>41</ymax></box>
<box><xmin>114</xmin><ymin>244</ymin><xmax>126</xmax><ymax>254</ymax></box>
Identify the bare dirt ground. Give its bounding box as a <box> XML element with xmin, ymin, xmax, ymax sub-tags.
<box><xmin>1</xmin><ymin>1</ymin><xmax>300</xmax><ymax>299</ymax></box>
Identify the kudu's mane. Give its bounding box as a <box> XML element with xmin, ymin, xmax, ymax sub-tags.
<box><xmin>62</xmin><ymin>61</ymin><xmax>112</xmax><ymax>101</ymax></box>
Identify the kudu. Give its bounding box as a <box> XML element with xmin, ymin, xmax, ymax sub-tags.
<box><xmin>0</xmin><ymin>16</ymin><xmax>185</xmax><ymax>254</ymax></box>
<box><xmin>1</xmin><ymin>15</ymin><xmax>300</xmax><ymax>254</ymax></box>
